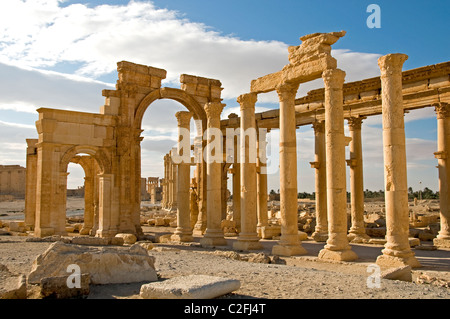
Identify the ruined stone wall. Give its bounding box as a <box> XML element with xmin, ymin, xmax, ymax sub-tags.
<box><xmin>0</xmin><ymin>165</ymin><xmax>26</xmax><ymax>198</ymax></box>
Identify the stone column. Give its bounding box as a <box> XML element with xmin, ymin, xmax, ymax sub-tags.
<box><xmin>232</xmin><ymin>131</ymin><xmax>241</xmax><ymax>233</ymax></box>
<box><xmin>169</xmin><ymin>149</ymin><xmax>177</xmax><ymax>212</ymax></box>
<box><xmin>162</xmin><ymin>154</ymin><xmax>168</xmax><ymax>208</ymax></box>
<box><xmin>200</xmin><ymin>102</ymin><xmax>227</xmax><ymax>247</ymax></box>
<box><xmin>346</xmin><ymin>116</ymin><xmax>370</xmax><ymax>243</ymax></box>
<box><xmin>257</xmin><ymin>128</ymin><xmax>271</xmax><ymax>238</ymax></box>
<box><xmin>96</xmin><ymin>173</ymin><xmax>114</xmax><ymax>238</ymax></box>
<box><xmin>24</xmin><ymin>139</ymin><xmax>38</xmax><ymax>229</ymax></box>
<box><xmin>272</xmin><ymin>82</ymin><xmax>307</xmax><ymax>256</ymax></box>
<box><xmin>376</xmin><ymin>53</ymin><xmax>420</xmax><ymax>268</ymax></box>
<box><xmin>172</xmin><ymin>111</ymin><xmax>194</xmax><ymax>242</ymax></box>
<box><xmin>318</xmin><ymin>68</ymin><xmax>357</xmax><ymax>262</ymax></box>
<box><xmin>310</xmin><ymin>121</ymin><xmax>328</xmax><ymax>242</ymax></box>
<box><xmin>433</xmin><ymin>102</ymin><xmax>450</xmax><ymax>248</ymax></box>
<box><xmin>233</xmin><ymin>93</ymin><xmax>262</xmax><ymax>250</ymax></box>
<box><xmin>80</xmin><ymin>173</ymin><xmax>95</xmax><ymax>235</ymax></box>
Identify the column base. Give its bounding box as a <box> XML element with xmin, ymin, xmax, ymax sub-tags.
<box><xmin>233</xmin><ymin>234</ymin><xmax>263</xmax><ymax>251</ymax></box>
<box><xmin>79</xmin><ymin>227</ymin><xmax>91</xmax><ymax>236</ymax></box>
<box><xmin>200</xmin><ymin>230</ymin><xmax>227</xmax><ymax>247</ymax></box>
<box><xmin>171</xmin><ymin>232</ymin><xmax>194</xmax><ymax>242</ymax></box>
<box><xmin>34</xmin><ymin>227</ymin><xmax>55</xmax><ymax>238</ymax></box>
<box><xmin>318</xmin><ymin>248</ymin><xmax>358</xmax><ymax>262</ymax></box>
<box><xmin>376</xmin><ymin>254</ymin><xmax>421</xmax><ymax>268</ymax></box>
<box><xmin>258</xmin><ymin>225</ymin><xmax>281</xmax><ymax>239</ymax></box>
<box><xmin>312</xmin><ymin>231</ymin><xmax>328</xmax><ymax>242</ymax></box>
<box><xmin>433</xmin><ymin>237</ymin><xmax>450</xmax><ymax>248</ymax></box>
<box><xmin>272</xmin><ymin>243</ymin><xmax>307</xmax><ymax>257</ymax></box>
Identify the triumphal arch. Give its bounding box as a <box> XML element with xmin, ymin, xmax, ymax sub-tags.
<box><xmin>24</xmin><ymin>30</ymin><xmax>450</xmax><ymax>269</ymax></box>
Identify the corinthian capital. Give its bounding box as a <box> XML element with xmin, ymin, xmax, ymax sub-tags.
<box><xmin>347</xmin><ymin>116</ymin><xmax>366</xmax><ymax>131</ymax></box>
<box><xmin>204</xmin><ymin>102</ymin><xmax>225</xmax><ymax>120</ymax></box>
<box><xmin>175</xmin><ymin>111</ymin><xmax>192</xmax><ymax>128</ymax></box>
<box><xmin>276</xmin><ymin>82</ymin><xmax>299</xmax><ymax>101</ymax></box>
<box><xmin>322</xmin><ymin>68</ymin><xmax>346</xmax><ymax>89</ymax></box>
<box><xmin>433</xmin><ymin>102</ymin><xmax>449</xmax><ymax>120</ymax></box>
<box><xmin>237</xmin><ymin>93</ymin><xmax>258</xmax><ymax>110</ymax></box>
<box><xmin>378</xmin><ymin>53</ymin><xmax>408</xmax><ymax>78</ymax></box>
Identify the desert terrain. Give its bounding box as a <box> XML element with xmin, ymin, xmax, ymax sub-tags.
<box><xmin>0</xmin><ymin>197</ymin><xmax>449</xmax><ymax>299</ymax></box>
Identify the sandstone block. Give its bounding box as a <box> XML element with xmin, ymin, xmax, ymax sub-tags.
<box><xmin>418</xmin><ymin>232</ymin><xmax>436</xmax><ymax>241</ymax></box>
<box><xmin>0</xmin><ymin>265</ymin><xmax>26</xmax><ymax>299</ymax></box>
<box><xmin>409</xmin><ymin>238</ymin><xmax>420</xmax><ymax>247</ymax></box>
<box><xmin>28</xmin><ymin>242</ymin><xmax>158</xmax><ymax>285</ymax></box>
<box><xmin>115</xmin><ymin>233</ymin><xmax>137</xmax><ymax>245</ymax></box>
<box><xmin>140</xmin><ymin>275</ymin><xmax>241</xmax><ymax>299</ymax></box>
<box><xmin>40</xmin><ymin>274</ymin><xmax>90</xmax><ymax>299</ymax></box>
<box><xmin>381</xmin><ymin>265</ymin><xmax>412</xmax><ymax>282</ymax></box>
<box><xmin>71</xmin><ymin>236</ymin><xmax>109</xmax><ymax>246</ymax></box>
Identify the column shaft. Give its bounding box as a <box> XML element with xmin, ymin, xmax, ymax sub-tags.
<box><xmin>311</xmin><ymin>121</ymin><xmax>328</xmax><ymax>242</ymax></box>
<box><xmin>433</xmin><ymin>103</ymin><xmax>450</xmax><ymax>248</ymax></box>
<box><xmin>347</xmin><ymin>117</ymin><xmax>369</xmax><ymax>242</ymax></box>
<box><xmin>376</xmin><ymin>53</ymin><xmax>420</xmax><ymax>268</ymax></box>
<box><xmin>272</xmin><ymin>83</ymin><xmax>307</xmax><ymax>256</ymax></box>
<box><xmin>318</xmin><ymin>68</ymin><xmax>357</xmax><ymax>261</ymax></box>
<box><xmin>233</xmin><ymin>93</ymin><xmax>262</xmax><ymax>250</ymax></box>
<box><xmin>172</xmin><ymin>111</ymin><xmax>193</xmax><ymax>242</ymax></box>
<box><xmin>200</xmin><ymin>102</ymin><xmax>227</xmax><ymax>247</ymax></box>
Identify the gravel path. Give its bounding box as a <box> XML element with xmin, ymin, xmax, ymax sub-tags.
<box><xmin>1</xmin><ymin>233</ymin><xmax>449</xmax><ymax>299</ymax></box>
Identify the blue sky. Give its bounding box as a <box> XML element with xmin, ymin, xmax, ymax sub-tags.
<box><xmin>0</xmin><ymin>0</ymin><xmax>448</xmax><ymax>192</ymax></box>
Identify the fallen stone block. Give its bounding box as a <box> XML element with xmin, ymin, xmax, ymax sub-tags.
<box><xmin>26</xmin><ymin>235</ymin><xmax>71</xmax><ymax>243</ymax></box>
<box><xmin>0</xmin><ymin>229</ymin><xmax>11</xmax><ymax>236</ymax></box>
<box><xmin>415</xmin><ymin>245</ymin><xmax>437</xmax><ymax>251</ymax></box>
<box><xmin>71</xmin><ymin>236</ymin><xmax>109</xmax><ymax>246</ymax></box>
<box><xmin>418</xmin><ymin>232</ymin><xmax>436</xmax><ymax>241</ymax></box>
<box><xmin>368</xmin><ymin>238</ymin><xmax>387</xmax><ymax>245</ymax></box>
<box><xmin>0</xmin><ymin>265</ymin><xmax>27</xmax><ymax>299</ymax></box>
<box><xmin>381</xmin><ymin>265</ymin><xmax>412</xmax><ymax>282</ymax></box>
<box><xmin>248</xmin><ymin>252</ymin><xmax>271</xmax><ymax>264</ymax></box>
<box><xmin>115</xmin><ymin>233</ymin><xmax>137</xmax><ymax>245</ymax></box>
<box><xmin>28</xmin><ymin>242</ymin><xmax>158</xmax><ymax>285</ymax></box>
<box><xmin>139</xmin><ymin>242</ymin><xmax>154</xmax><ymax>250</ymax></box>
<box><xmin>140</xmin><ymin>275</ymin><xmax>241</xmax><ymax>299</ymax></box>
<box><xmin>409</xmin><ymin>237</ymin><xmax>420</xmax><ymax>247</ymax></box>
<box><xmin>40</xmin><ymin>274</ymin><xmax>90</xmax><ymax>299</ymax></box>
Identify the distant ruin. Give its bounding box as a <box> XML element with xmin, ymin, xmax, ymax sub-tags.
<box><xmin>0</xmin><ymin>165</ymin><xmax>26</xmax><ymax>200</ymax></box>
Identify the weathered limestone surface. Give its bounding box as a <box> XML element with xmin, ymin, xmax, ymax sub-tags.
<box><xmin>318</xmin><ymin>68</ymin><xmax>357</xmax><ymax>262</ymax></box>
<box><xmin>200</xmin><ymin>102</ymin><xmax>227</xmax><ymax>247</ymax></box>
<box><xmin>40</xmin><ymin>274</ymin><xmax>90</xmax><ymax>299</ymax></box>
<box><xmin>140</xmin><ymin>275</ymin><xmax>241</xmax><ymax>299</ymax></box>
<box><xmin>376</xmin><ymin>54</ymin><xmax>421</xmax><ymax>268</ymax></box>
<box><xmin>233</xmin><ymin>93</ymin><xmax>262</xmax><ymax>251</ymax></box>
<box><xmin>272</xmin><ymin>83</ymin><xmax>307</xmax><ymax>257</ymax></box>
<box><xmin>28</xmin><ymin>242</ymin><xmax>158</xmax><ymax>285</ymax></box>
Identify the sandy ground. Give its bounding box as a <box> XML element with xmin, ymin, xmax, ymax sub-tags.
<box><xmin>0</xmin><ymin>198</ymin><xmax>449</xmax><ymax>299</ymax></box>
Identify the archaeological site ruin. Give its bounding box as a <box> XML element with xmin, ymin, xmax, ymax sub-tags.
<box><xmin>13</xmin><ymin>29</ymin><xmax>450</xmax><ymax>275</ymax></box>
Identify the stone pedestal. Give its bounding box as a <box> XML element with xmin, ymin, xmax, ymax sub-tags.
<box><xmin>347</xmin><ymin>116</ymin><xmax>370</xmax><ymax>243</ymax></box>
<box><xmin>233</xmin><ymin>93</ymin><xmax>262</xmax><ymax>251</ymax></box>
<box><xmin>271</xmin><ymin>83</ymin><xmax>307</xmax><ymax>256</ymax></box>
<box><xmin>376</xmin><ymin>54</ymin><xmax>420</xmax><ymax>268</ymax></box>
<box><xmin>200</xmin><ymin>102</ymin><xmax>227</xmax><ymax>247</ymax></box>
<box><xmin>433</xmin><ymin>102</ymin><xmax>450</xmax><ymax>248</ymax></box>
<box><xmin>310</xmin><ymin>121</ymin><xmax>328</xmax><ymax>242</ymax></box>
<box><xmin>318</xmin><ymin>69</ymin><xmax>357</xmax><ymax>262</ymax></box>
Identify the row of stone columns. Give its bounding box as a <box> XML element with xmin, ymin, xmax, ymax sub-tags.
<box><xmin>166</xmin><ymin>53</ymin><xmax>449</xmax><ymax>268</ymax></box>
